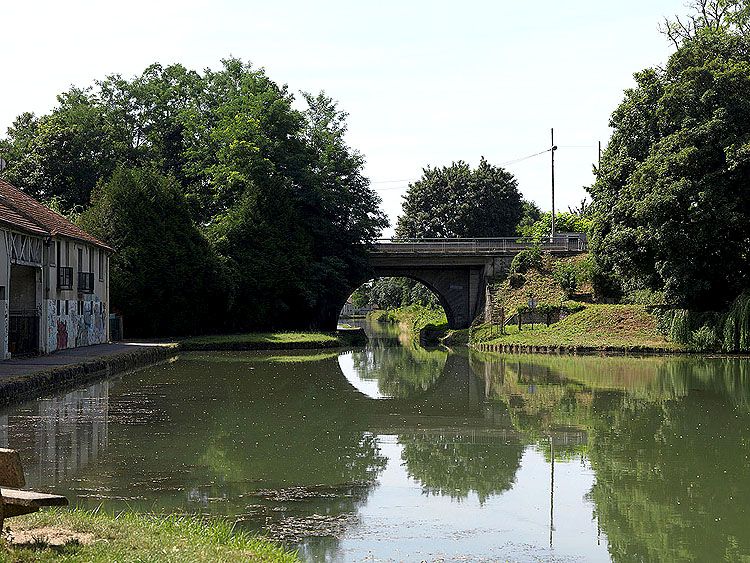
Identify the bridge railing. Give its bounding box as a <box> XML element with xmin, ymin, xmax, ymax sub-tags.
<box><xmin>371</xmin><ymin>234</ymin><xmax>588</xmax><ymax>254</ymax></box>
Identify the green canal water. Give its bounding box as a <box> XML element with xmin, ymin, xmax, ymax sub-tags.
<box><xmin>2</xmin><ymin>320</ymin><xmax>750</xmax><ymax>562</ymax></box>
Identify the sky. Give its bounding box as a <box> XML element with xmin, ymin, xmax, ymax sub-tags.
<box><xmin>0</xmin><ymin>0</ymin><xmax>686</xmax><ymax>234</ymax></box>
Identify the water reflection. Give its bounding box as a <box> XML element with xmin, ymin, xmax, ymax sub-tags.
<box><xmin>0</xmin><ymin>381</ymin><xmax>109</xmax><ymax>487</ymax></box>
<box><xmin>1</xmin><ymin>332</ymin><xmax>750</xmax><ymax>560</ymax></box>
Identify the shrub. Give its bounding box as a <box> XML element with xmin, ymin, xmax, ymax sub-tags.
<box><xmin>669</xmin><ymin>309</ymin><xmax>692</xmax><ymax>345</ymax></box>
<box><xmin>722</xmin><ymin>293</ymin><xmax>750</xmax><ymax>352</ymax></box>
<box><xmin>561</xmin><ymin>301</ymin><xmax>586</xmax><ymax>315</ymax></box>
<box><xmin>553</xmin><ymin>262</ymin><xmax>578</xmax><ymax>295</ymax></box>
<box><xmin>690</xmin><ymin>325</ymin><xmax>719</xmax><ymax>352</ymax></box>
<box><xmin>510</xmin><ymin>246</ymin><xmax>543</xmax><ymax>274</ymax></box>
<box><xmin>508</xmin><ymin>272</ymin><xmax>526</xmax><ymax>289</ymax></box>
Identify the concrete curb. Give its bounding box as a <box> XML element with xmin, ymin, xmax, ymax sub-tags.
<box><xmin>0</xmin><ymin>345</ymin><xmax>179</xmax><ymax>408</ymax></box>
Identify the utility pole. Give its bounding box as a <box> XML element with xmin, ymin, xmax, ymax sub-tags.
<box><xmin>551</xmin><ymin>128</ymin><xmax>558</xmax><ymax>238</ymax></box>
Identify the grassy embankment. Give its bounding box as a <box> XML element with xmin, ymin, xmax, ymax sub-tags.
<box><xmin>1</xmin><ymin>509</ymin><xmax>297</xmax><ymax>563</ymax></box>
<box><xmin>180</xmin><ymin>331</ymin><xmax>342</xmax><ymax>351</ymax></box>
<box><xmin>472</xmin><ymin>304</ymin><xmax>684</xmax><ymax>353</ymax></box>
<box><xmin>370</xmin><ymin>305</ymin><xmax>448</xmax><ymax>342</ymax></box>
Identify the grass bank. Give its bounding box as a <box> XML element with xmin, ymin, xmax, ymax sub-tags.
<box><xmin>372</xmin><ymin>305</ymin><xmax>448</xmax><ymax>342</ymax></box>
<box><xmin>0</xmin><ymin>509</ymin><xmax>297</xmax><ymax>563</ymax></box>
<box><xmin>472</xmin><ymin>304</ymin><xmax>684</xmax><ymax>354</ymax></box>
<box><xmin>180</xmin><ymin>331</ymin><xmax>342</xmax><ymax>351</ymax></box>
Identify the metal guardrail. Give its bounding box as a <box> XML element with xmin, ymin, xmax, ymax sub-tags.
<box><xmin>371</xmin><ymin>234</ymin><xmax>588</xmax><ymax>254</ymax></box>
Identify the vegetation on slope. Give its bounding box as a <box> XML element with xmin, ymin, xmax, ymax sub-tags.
<box><xmin>474</xmin><ymin>304</ymin><xmax>683</xmax><ymax>351</ymax></box>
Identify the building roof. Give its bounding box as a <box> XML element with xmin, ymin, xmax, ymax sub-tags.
<box><xmin>0</xmin><ymin>179</ymin><xmax>112</xmax><ymax>251</ymax></box>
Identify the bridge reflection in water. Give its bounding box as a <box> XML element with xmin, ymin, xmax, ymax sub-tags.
<box><xmin>1</xmin><ymin>339</ymin><xmax>750</xmax><ymax>561</ymax></box>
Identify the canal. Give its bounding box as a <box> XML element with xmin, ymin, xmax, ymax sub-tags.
<box><xmin>2</xmin><ymin>319</ymin><xmax>750</xmax><ymax>561</ymax></box>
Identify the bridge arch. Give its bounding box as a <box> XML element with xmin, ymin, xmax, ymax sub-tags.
<box><xmin>339</xmin><ymin>274</ymin><xmax>457</xmax><ymax>328</ymax></box>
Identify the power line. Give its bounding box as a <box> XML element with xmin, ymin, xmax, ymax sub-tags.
<box><xmin>370</xmin><ymin>146</ymin><xmax>560</xmax><ymax>191</ymax></box>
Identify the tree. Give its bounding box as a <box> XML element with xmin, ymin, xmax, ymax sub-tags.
<box><xmin>588</xmin><ymin>12</ymin><xmax>750</xmax><ymax>309</ymax></box>
<box><xmin>395</xmin><ymin>158</ymin><xmax>523</xmax><ymax>238</ymax></box>
<box><xmin>2</xmin><ymin>59</ymin><xmax>387</xmax><ymax>333</ymax></box>
<box><xmin>79</xmin><ymin>167</ymin><xmax>234</xmax><ymax>336</ymax></box>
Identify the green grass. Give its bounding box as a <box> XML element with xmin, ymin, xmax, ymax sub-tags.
<box><xmin>180</xmin><ymin>331</ymin><xmax>340</xmax><ymax>350</ymax></box>
<box><xmin>1</xmin><ymin>508</ymin><xmax>297</xmax><ymax>562</ymax></box>
<box><xmin>474</xmin><ymin>304</ymin><xmax>684</xmax><ymax>351</ymax></box>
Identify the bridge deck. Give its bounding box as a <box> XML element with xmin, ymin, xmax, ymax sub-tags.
<box><xmin>371</xmin><ymin>235</ymin><xmax>587</xmax><ymax>255</ymax></box>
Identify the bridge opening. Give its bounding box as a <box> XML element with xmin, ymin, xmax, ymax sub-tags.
<box><xmin>338</xmin><ymin>277</ymin><xmax>449</xmax><ymax>327</ymax></box>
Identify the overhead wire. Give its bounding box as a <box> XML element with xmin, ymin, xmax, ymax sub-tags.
<box><xmin>370</xmin><ymin>145</ymin><xmax>589</xmax><ymax>191</ymax></box>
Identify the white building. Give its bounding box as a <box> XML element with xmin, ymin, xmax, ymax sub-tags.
<box><xmin>0</xmin><ymin>179</ymin><xmax>111</xmax><ymax>358</ymax></box>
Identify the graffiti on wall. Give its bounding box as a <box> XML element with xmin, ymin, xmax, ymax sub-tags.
<box><xmin>46</xmin><ymin>299</ymin><xmax>107</xmax><ymax>353</ymax></box>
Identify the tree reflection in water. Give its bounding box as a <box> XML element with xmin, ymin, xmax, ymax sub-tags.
<box><xmin>468</xmin><ymin>352</ymin><xmax>750</xmax><ymax>562</ymax></box>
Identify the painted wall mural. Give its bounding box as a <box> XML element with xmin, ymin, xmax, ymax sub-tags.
<box><xmin>46</xmin><ymin>299</ymin><xmax>107</xmax><ymax>353</ymax></box>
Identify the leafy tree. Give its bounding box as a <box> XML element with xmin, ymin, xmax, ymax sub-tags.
<box><xmin>395</xmin><ymin>158</ymin><xmax>523</xmax><ymax>238</ymax></box>
<box><xmin>2</xmin><ymin>59</ymin><xmax>387</xmax><ymax>333</ymax></box>
<box><xmin>79</xmin><ymin>167</ymin><xmax>234</xmax><ymax>336</ymax></box>
<box><xmin>589</xmin><ymin>10</ymin><xmax>750</xmax><ymax>309</ymax></box>
<box><xmin>517</xmin><ymin>210</ymin><xmax>591</xmax><ymax>240</ymax></box>
<box><xmin>515</xmin><ymin>200</ymin><xmax>543</xmax><ymax>237</ymax></box>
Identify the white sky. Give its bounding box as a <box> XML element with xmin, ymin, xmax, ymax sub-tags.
<box><xmin>0</xmin><ymin>0</ymin><xmax>684</xmax><ymax>234</ymax></box>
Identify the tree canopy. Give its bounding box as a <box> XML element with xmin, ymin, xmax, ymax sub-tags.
<box><xmin>588</xmin><ymin>7</ymin><xmax>750</xmax><ymax>309</ymax></box>
<box><xmin>395</xmin><ymin>158</ymin><xmax>523</xmax><ymax>239</ymax></box>
<box><xmin>1</xmin><ymin>60</ymin><xmax>388</xmax><ymax>333</ymax></box>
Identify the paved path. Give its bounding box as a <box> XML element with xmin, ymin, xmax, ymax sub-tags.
<box><xmin>0</xmin><ymin>342</ymin><xmax>176</xmax><ymax>380</ymax></box>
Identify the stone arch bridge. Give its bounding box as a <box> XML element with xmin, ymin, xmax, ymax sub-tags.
<box><xmin>340</xmin><ymin>234</ymin><xmax>587</xmax><ymax>330</ymax></box>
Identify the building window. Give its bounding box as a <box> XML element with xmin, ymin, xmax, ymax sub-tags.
<box><xmin>66</xmin><ymin>241</ymin><xmax>70</xmax><ymax>266</ymax></box>
<box><xmin>89</xmin><ymin>248</ymin><xmax>94</xmax><ymax>274</ymax></box>
<box><xmin>55</xmin><ymin>241</ymin><xmax>60</xmax><ymax>267</ymax></box>
<box><xmin>78</xmin><ymin>248</ymin><xmax>83</xmax><ymax>273</ymax></box>
<box><xmin>99</xmin><ymin>250</ymin><xmax>105</xmax><ymax>281</ymax></box>
<box><xmin>65</xmin><ymin>300</ymin><xmax>69</xmax><ymax>315</ymax></box>
<box><xmin>56</xmin><ymin>300</ymin><xmax>60</xmax><ymax>315</ymax></box>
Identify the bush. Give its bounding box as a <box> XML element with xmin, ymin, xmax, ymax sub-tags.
<box><xmin>561</xmin><ymin>301</ymin><xmax>586</xmax><ymax>315</ymax></box>
<box><xmin>690</xmin><ymin>325</ymin><xmax>719</xmax><ymax>352</ymax></box>
<box><xmin>722</xmin><ymin>293</ymin><xmax>750</xmax><ymax>352</ymax></box>
<box><xmin>510</xmin><ymin>246</ymin><xmax>543</xmax><ymax>274</ymax></box>
<box><xmin>508</xmin><ymin>272</ymin><xmax>526</xmax><ymax>289</ymax></box>
<box><xmin>553</xmin><ymin>262</ymin><xmax>578</xmax><ymax>295</ymax></box>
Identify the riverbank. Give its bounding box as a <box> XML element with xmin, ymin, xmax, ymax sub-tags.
<box><xmin>0</xmin><ymin>343</ymin><xmax>178</xmax><ymax>408</ymax></box>
<box><xmin>1</xmin><ymin>508</ymin><xmax>297</xmax><ymax>562</ymax></box>
<box><xmin>0</xmin><ymin>330</ymin><xmax>372</xmax><ymax>408</ymax></box>
<box><xmin>180</xmin><ymin>331</ymin><xmax>344</xmax><ymax>351</ymax></box>
<box><xmin>370</xmin><ymin>306</ymin><xmax>448</xmax><ymax>345</ymax></box>
<box><xmin>471</xmin><ymin>304</ymin><xmax>685</xmax><ymax>354</ymax></box>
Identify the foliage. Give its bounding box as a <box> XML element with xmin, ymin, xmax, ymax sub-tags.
<box><xmin>691</xmin><ymin>324</ymin><xmax>720</xmax><ymax>351</ymax></box>
<box><xmin>2</xmin><ymin>508</ymin><xmax>297</xmax><ymax>562</ymax></box>
<box><xmin>355</xmin><ymin>277</ymin><xmax>440</xmax><ymax>310</ymax></box>
<box><xmin>1</xmin><ymin>60</ymin><xmax>387</xmax><ymax>334</ymax></box>
<box><xmin>517</xmin><ymin>210</ymin><xmax>591</xmax><ymax>240</ymax></box>
<box><xmin>552</xmin><ymin>261</ymin><xmax>579</xmax><ymax>295</ymax></box>
<box><xmin>588</xmin><ymin>17</ymin><xmax>750</xmax><ymax>310</ymax></box>
<box><xmin>509</xmin><ymin>246</ymin><xmax>543</xmax><ymax>275</ymax></box>
<box><xmin>515</xmin><ymin>200</ymin><xmax>543</xmax><ymax>236</ymax></box>
<box><xmin>722</xmin><ymin>292</ymin><xmax>750</xmax><ymax>351</ymax></box>
<box><xmin>395</xmin><ymin>158</ymin><xmax>523</xmax><ymax>238</ymax></box>
<box><xmin>79</xmin><ymin>167</ymin><xmax>233</xmax><ymax>336</ymax></box>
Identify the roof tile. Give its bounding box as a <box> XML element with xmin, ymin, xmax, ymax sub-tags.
<box><xmin>0</xmin><ymin>179</ymin><xmax>112</xmax><ymax>251</ymax></box>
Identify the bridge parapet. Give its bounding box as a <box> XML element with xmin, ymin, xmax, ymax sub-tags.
<box><xmin>371</xmin><ymin>233</ymin><xmax>587</xmax><ymax>255</ymax></box>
